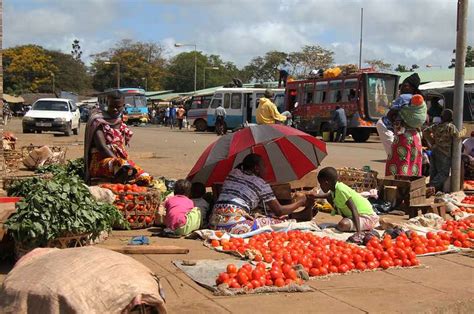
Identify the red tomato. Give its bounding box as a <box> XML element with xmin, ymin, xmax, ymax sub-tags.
<box><xmin>274</xmin><ymin>278</ymin><xmax>285</xmax><ymax>287</ymax></box>
<box><xmin>237</xmin><ymin>272</ymin><xmax>249</xmax><ymax>285</ymax></box>
<box><xmin>270</xmin><ymin>270</ymin><xmax>283</xmax><ymax>280</ymax></box>
<box><xmin>252</xmin><ymin>269</ymin><xmax>263</xmax><ymax>281</ymax></box>
<box><xmin>380</xmin><ymin>260</ymin><xmax>390</xmax><ymax>269</ymax></box>
<box><xmin>226</xmin><ymin>264</ymin><xmax>238</xmax><ymax>274</ymax></box>
<box><xmin>251</xmin><ymin>279</ymin><xmax>261</xmax><ymax>288</ymax></box>
<box><xmin>356</xmin><ymin>261</ymin><xmax>367</xmax><ymax>271</ymax></box>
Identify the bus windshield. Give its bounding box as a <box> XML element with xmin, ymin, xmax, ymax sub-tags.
<box><xmin>366</xmin><ymin>74</ymin><xmax>398</xmax><ymax>118</ymax></box>
<box><xmin>124</xmin><ymin>95</ymin><xmax>147</xmax><ymax>107</ymax></box>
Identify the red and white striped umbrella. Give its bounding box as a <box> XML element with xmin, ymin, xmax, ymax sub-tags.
<box><xmin>187</xmin><ymin>124</ymin><xmax>327</xmax><ymax>187</ymax></box>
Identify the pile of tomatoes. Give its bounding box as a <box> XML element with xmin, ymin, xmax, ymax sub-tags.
<box><xmin>456</xmin><ymin>206</ymin><xmax>474</xmax><ymax>214</ymax></box>
<box><xmin>461</xmin><ymin>195</ymin><xmax>474</xmax><ymax>204</ymax></box>
<box><xmin>440</xmin><ymin>220</ymin><xmax>474</xmax><ymax>248</ymax></box>
<box><xmin>216</xmin><ymin>262</ymin><xmax>303</xmax><ymax>290</ymax></box>
<box><xmin>100</xmin><ymin>183</ymin><xmax>154</xmax><ymax>225</ymax></box>
<box><xmin>212</xmin><ymin>230</ymin><xmax>427</xmax><ymax>288</ymax></box>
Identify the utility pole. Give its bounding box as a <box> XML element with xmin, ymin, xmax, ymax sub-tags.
<box><xmin>358</xmin><ymin>8</ymin><xmax>363</xmax><ymax>69</ymax></box>
<box><xmin>451</xmin><ymin>0</ymin><xmax>469</xmax><ymax>192</ymax></box>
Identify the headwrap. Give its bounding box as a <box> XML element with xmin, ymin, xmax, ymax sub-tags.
<box><xmin>402</xmin><ymin>73</ymin><xmax>421</xmax><ymax>90</ymax></box>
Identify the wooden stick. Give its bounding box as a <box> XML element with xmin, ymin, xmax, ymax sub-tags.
<box><xmin>100</xmin><ymin>244</ymin><xmax>189</xmax><ymax>254</ymax></box>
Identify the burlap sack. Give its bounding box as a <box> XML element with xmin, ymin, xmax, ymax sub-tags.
<box><xmin>0</xmin><ymin>246</ymin><xmax>167</xmax><ymax>313</ymax></box>
<box><xmin>22</xmin><ymin>146</ymin><xmax>53</xmax><ymax>170</ymax></box>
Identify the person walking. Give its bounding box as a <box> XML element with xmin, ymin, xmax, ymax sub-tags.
<box><xmin>176</xmin><ymin>104</ymin><xmax>186</xmax><ymax>130</ymax></box>
<box><xmin>169</xmin><ymin>105</ymin><xmax>176</xmax><ymax>129</ymax></box>
<box><xmin>164</xmin><ymin>106</ymin><xmax>170</xmax><ymax>126</ymax></box>
<box><xmin>215</xmin><ymin>103</ymin><xmax>227</xmax><ymax>135</ymax></box>
<box><xmin>332</xmin><ymin>106</ymin><xmax>347</xmax><ymax>142</ymax></box>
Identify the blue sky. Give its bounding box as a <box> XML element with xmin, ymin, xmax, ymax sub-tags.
<box><xmin>4</xmin><ymin>0</ymin><xmax>474</xmax><ymax>69</ymax></box>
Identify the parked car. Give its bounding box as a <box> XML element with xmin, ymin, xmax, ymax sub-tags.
<box><xmin>22</xmin><ymin>98</ymin><xmax>81</xmax><ymax>136</ymax></box>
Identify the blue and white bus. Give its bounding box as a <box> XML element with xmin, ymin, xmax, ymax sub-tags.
<box><xmin>206</xmin><ymin>87</ymin><xmax>285</xmax><ymax>130</ymax></box>
<box><xmin>98</xmin><ymin>88</ymin><xmax>148</xmax><ymax>124</ymax></box>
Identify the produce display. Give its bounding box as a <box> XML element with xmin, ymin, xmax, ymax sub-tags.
<box><xmin>5</xmin><ymin>175</ymin><xmax>126</xmax><ymax>250</ymax></box>
<box><xmin>463</xmin><ymin>180</ymin><xmax>474</xmax><ymax>190</ymax></box>
<box><xmin>211</xmin><ymin>230</ymin><xmax>425</xmax><ymax>286</ymax></box>
<box><xmin>440</xmin><ymin>220</ymin><xmax>474</xmax><ymax>248</ymax></box>
<box><xmin>460</xmin><ymin>195</ymin><xmax>474</xmax><ymax>205</ymax></box>
<box><xmin>215</xmin><ymin>262</ymin><xmax>304</xmax><ymax>290</ymax></box>
<box><xmin>35</xmin><ymin>157</ymin><xmax>85</xmax><ymax>179</ymax></box>
<box><xmin>100</xmin><ymin>183</ymin><xmax>160</xmax><ymax>229</ymax></box>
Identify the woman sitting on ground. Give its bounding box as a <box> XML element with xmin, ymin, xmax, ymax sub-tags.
<box><xmin>84</xmin><ymin>96</ymin><xmax>152</xmax><ymax>186</ymax></box>
<box><xmin>209</xmin><ymin>153</ymin><xmax>306</xmax><ymax>234</ymax></box>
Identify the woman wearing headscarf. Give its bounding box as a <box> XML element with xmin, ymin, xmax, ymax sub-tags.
<box><xmin>84</xmin><ymin>96</ymin><xmax>152</xmax><ymax>185</ymax></box>
<box><xmin>209</xmin><ymin>154</ymin><xmax>306</xmax><ymax>234</ymax></box>
<box><xmin>385</xmin><ymin>73</ymin><xmax>426</xmax><ymax>176</ymax></box>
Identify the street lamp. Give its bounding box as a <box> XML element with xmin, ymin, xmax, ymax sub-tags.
<box><xmin>175</xmin><ymin>43</ymin><xmax>197</xmax><ymax>94</ymax></box>
<box><xmin>203</xmin><ymin>67</ymin><xmax>219</xmax><ymax>89</ymax></box>
<box><xmin>141</xmin><ymin>77</ymin><xmax>148</xmax><ymax>91</ymax></box>
<box><xmin>104</xmin><ymin>61</ymin><xmax>120</xmax><ymax>89</ymax></box>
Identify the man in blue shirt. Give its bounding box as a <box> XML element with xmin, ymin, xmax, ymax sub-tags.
<box><xmin>332</xmin><ymin>106</ymin><xmax>347</xmax><ymax>142</ymax></box>
<box><xmin>169</xmin><ymin>105</ymin><xmax>176</xmax><ymax>129</ymax></box>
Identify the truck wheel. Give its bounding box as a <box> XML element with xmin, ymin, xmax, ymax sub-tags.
<box><xmin>352</xmin><ymin>129</ymin><xmax>371</xmax><ymax>142</ymax></box>
<box><xmin>23</xmin><ymin>128</ymin><xmax>32</xmax><ymax>134</ymax></box>
<box><xmin>194</xmin><ymin>119</ymin><xmax>208</xmax><ymax>132</ymax></box>
<box><xmin>73</xmin><ymin>122</ymin><xmax>80</xmax><ymax>135</ymax></box>
<box><xmin>64</xmin><ymin>122</ymin><xmax>72</xmax><ymax>136</ymax></box>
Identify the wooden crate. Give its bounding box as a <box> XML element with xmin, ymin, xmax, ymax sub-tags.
<box><xmin>337</xmin><ymin>167</ymin><xmax>378</xmax><ymax>193</ymax></box>
<box><xmin>380</xmin><ymin>175</ymin><xmax>426</xmax><ymax>209</ymax></box>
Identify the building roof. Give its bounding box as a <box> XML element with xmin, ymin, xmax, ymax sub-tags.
<box><xmin>3</xmin><ymin>94</ymin><xmax>25</xmax><ymax>103</ymax></box>
<box><xmin>397</xmin><ymin>67</ymin><xmax>474</xmax><ymax>84</ymax></box>
<box><xmin>145</xmin><ymin>90</ymin><xmax>174</xmax><ymax>97</ymax></box>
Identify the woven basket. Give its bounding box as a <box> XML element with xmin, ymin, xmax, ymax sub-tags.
<box><xmin>2</xmin><ymin>173</ymin><xmax>53</xmax><ymax>191</ymax></box>
<box><xmin>14</xmin><ymin>233</ymin><xmax>92</xmax><ymax>260</ymax></box>
<box><xmin>337</xmin><ymin>167</ymin><xmax>378</xmax><ymax>193</ymax></box>
<box><xmin>101</xmin><ymin>185</ymin><xmax>161</xmax><ymax>229</ymax></box>
<box><xmin>21</xmin><ymin>145</ymin><xmax>68</xmax><ymax>165</ymax></box>
<box><xmin>1</xmin><ymin>150</ymin><xmax>23</xmax><ymax>174</ymax></box>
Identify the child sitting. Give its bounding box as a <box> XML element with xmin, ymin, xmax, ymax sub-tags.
<box><xmin>163</xmin><ymin>179</ymin><xmax>201</xmax><ymax>236</ymax></box>
<box><xmin>308</xmin><ymin>167</ymin><xmax>379</xmax><ymax>233</ymax></box>
<box><xmin>191</xmin><ymin>182</ymin><xmax>210</xmax><ymax>228</ymax></box>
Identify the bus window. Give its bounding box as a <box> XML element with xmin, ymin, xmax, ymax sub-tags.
<box><xmin>327</xmin><ymin>80</ymin><xmax>343</xmax><ymax>103</ymax></box>
<box><xmin>343</xmin><ymin>79</ymin><xmax>358</xmax><ymax>102</ymax></box>
<box><xmin>304</xmin><ymin>83</ymin><xmax>314</xmax><ymax>104</ymax></box>
<box><xmin>314</xmin><ymin>82</ymin><xmax>327</xmax><ymax>103</ymax></box>
<box><xmin>366</xmin><ymin>74</ymin><xmax>398</xmax><ymax>118</ymax></box>
<box><xmin>231</xmin><ymin>93</ymin><xmax>242</xmax><ymax>109</ymax></box>
<box><xmin>224</xmin><ymin>94</ymin><xmax>231</xmax><ymax>109</ymax></box>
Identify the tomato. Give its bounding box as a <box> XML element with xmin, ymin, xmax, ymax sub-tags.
<box><xmin>145</xmin><ymin>216</ymin><xmax>153</xmax><ymax>224</ymax></box>
<box><xmin>217</xmin><ymin>272</ymin><xmax>229</xmax><ymax>284</ymax></box>
<box><xmin>242</xmin><ymin>264</ymin><xmax>253</xmax><ymax>273</ymax></box>
<box><xmin>319</xmin><ymin>266</ymin><xmax>329</xmax><ymax>275</ymax></box>
<box><xmin>265</xmin><ymin>279</ymin><xmax>273</xmax><ymax>286</ymax></box>
<box><xmin>329</xmin><ymin>265</ymin><xmax>338</xmax><ymax>273</ymax></box>
<box><xmin>226</xmin><ymin>264</ymin><xmax>238</xmax><ymax>274</ymax></box>
<box><xmin>309</xmin><ymin>268</ymin><xmax>320</xmax><ymax>276</ymax></box>
<box><xmin>230</xmin><ymin>281</ymin><xmax>241</xmax><ymax>289</ymax></box>
<box><xmin>274</xmin><ymin>278</ymin><xmax>285</xmax><ymax>287</ymax></box>
<box><xmin>237</xmin><ymin>272</ymin><xmax>248</xmax><ymax>285</ymax></box>
<box><xmin>263</xmin><ymin>253</ymin><xmax>273</xmax><ymax>263</ymax></box>
<box><xmin>252</xmin><ymin>269</ymin><xmax>263</xmax><ymax>280</ymax></box>
<box><xmin>338</xmin><ymin>264</ymin><xmax>349</xmax><ymax>273</ymax></box>
<box><xmin>251</xmin><ymin>279</ymin><xmax>261</xmax><ymax>288</ymax></box>
<box><xmin>367</xmin><ymin>261</ymin><xmax>377</xmax><ymax>269</ymax></box>
<box><xmin>211</xmin><ymin>240</ymin><xmax>220</xmax><ymax>247</ymax></box>
<box><xmin>270</xmin><ymin>269</ymin><xmax>283</xmax><ymax>280</ymax></box>
<box><xmin>356</xmin><ymin>261</ymin><xmax>367</xmax><ymax>271</ymax></box>
<box><xmin>453</xmin><ymin>240</ymin><xmax>463</xmax><ymax>247</ymax></box>
<box><xmin>380</xmin><ymin>260</ymin><xmax>390</xmax><ymax>269</ymax></box>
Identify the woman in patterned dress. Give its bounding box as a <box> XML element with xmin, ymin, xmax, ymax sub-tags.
<box><xmin>209</xmin><ymin>154</ymin><xmax>306</xmax><ymax>234</ymax></box>
<box><xmin>385</xmin><ymin>74</ymin><xmax>424</xmax><ymax>177</ymax></box>
<box><xmin>84</xmin><ymin>96</ymin><xmax>152</xmax><ymax>186</ymax></box>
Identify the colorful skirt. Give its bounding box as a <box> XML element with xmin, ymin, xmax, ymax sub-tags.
<box><xmin>89</xmin><ymin>151</ymin><xmax>152</xmax><ymax>185</ymax></box>
<box><xmin>209</xmin><ymin>203</ymin><xmax>283</xmax><ymax>235</ymax></box>
<box><xmin>385</xmin><ymin>129</ymin><xmax>422</xmax><ymax>176</ymax></box>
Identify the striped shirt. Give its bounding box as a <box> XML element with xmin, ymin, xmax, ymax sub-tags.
<box><xmin>216</xmin><ymin>168</ymin><xmax>276</xmax><ymax>212</ymax></box>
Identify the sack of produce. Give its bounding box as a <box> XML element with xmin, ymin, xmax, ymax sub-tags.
<box><xmin>87</xmin><ymin>185</ymin><xmax>116</xmax><ymax>204</ymax></box>
<box><xmin>0</xmin><ymin>246</ymin><xmax>167</xmax><ymax>313</ymax></box>
<box><xmin>22</xmin><ymin>146</ymin><xmax>53</xmax><ymax>170</ymax></box>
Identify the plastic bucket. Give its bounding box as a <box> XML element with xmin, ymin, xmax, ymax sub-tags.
<box><xmin>322</xmin><ymin>131</ymin><xmax>331</xmax><ymax>142</ymax></box>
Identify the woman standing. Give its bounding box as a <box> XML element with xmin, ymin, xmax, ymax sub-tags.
<box><xmin>209</xmin><ymin>154</ymin><xmax>306</xmax><ymax>234</ymax></box>
<box><xmin>84</xmin><ymin>96</ymin><xmax>152</xmax><ymax>185</ymax></box>
<box><xmin>385</xmin><ymin>73</ymin><xmax>424</xmax><ymax>176</ymax></box>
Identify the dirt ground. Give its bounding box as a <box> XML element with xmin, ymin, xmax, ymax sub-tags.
<box><xmin>1</xmin><ymin>118</ymin><xmax>473</xmax><ymax>313</ymax></box>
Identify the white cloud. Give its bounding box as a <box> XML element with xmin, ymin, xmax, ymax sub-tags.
<box><xmin>3</xmin><ymin>0</ymin><xmax>474</xmax><ymax>69</ymax></box>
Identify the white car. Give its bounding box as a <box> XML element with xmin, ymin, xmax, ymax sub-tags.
<box><xmin>22</xmin><ymin>98</ymin><xmax>81</xmax><ymax>136</ymax></box>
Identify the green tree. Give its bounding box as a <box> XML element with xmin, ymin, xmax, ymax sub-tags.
<box><xmin>90</xmin><ymin>39</ymin><xmax>166</xmax><ymax>91</ymax></box>
<box><xmin>291</xmin><ymin>45</ymin><xmax>334</xmax><ymax>78</ymax></box>
<box><xmin>3</xmin><ymin>45</ymin><xmax>58</xmax><ymax>94</ymax></box>
<box><xmin>241</xmin><ymin>51</ymin><xmax>288</xmax><ymax>83</ymax></box>
<box><xmin>394</xmin><ymin>64</ymin><xmax>410</xmax><ymax>72</ymax></box>
<box><xmin>449</xmin><ymin>45</ymin><xmax>473</xmax><ymax>68</ymax></box>
<box><xmin>46</xmin><ymin>50</ymin><xmax>91</xmax><ymax>93</ymax></box>
<box><xmin>365</xmin><ymin>59</ymin><xmax>392</xmax><ymax>71</ymax></box>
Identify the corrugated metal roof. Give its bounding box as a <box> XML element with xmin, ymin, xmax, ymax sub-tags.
<box><xmin>397</xmin><ymin>67</ymin><xmax>474</xmax><ymax>83</ymax></box>
<box><xmin>145</xmin><ymin>90</ymin><xmax>174</xmax><ymax>97</ymax></box>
